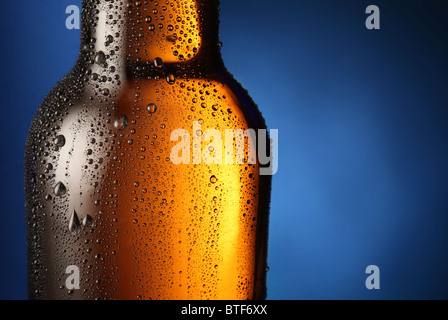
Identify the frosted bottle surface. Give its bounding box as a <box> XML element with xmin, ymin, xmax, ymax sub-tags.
<box><xmin>25</xmin><ymin>0</ymin><xmax>271</xmax><ymax>300</ymax></box>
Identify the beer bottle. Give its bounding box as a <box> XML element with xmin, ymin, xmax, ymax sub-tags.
<box><xmin>25</xmin><ymin>0</ymin><xmax>272</xmax><ymax>300</ymax></box>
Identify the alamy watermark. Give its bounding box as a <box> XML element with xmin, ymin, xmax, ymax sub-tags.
<box><xmin>65</xmin><ymin>4</ymin><xmax>380</xmax><ymax>30</ymax></box>
<box><xmin>66</xmin><ymin>5</ymin><xmax>80</xmax><ymax>30</ymax></box>
<box><xmin>65</xmin><ymin>265</ymin><xmax>80</xmax><ymax>290</ymax></box>
<box><xmin>365</xmin><ymin>5</ymin><xmax>380</xmax><ymax>30</ymax></box>
<box><xmin>365</xmin><ymin>265</ymin><xmax>380</xmax><ymax>290</ymax></box>
<box><xmin>170</xmin><ymin>121</ymin><xmax>278</xmax><ymax>176</ymax></box>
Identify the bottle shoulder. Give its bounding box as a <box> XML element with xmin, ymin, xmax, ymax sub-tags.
<box><xmin>209</xmin><ymin>67</ymin><xmax>267</xmax><ymax>131</ymax></box>
<box><xmin>27</xmin><ymin>62</ymin><xmax>267</xmax><ymax>144</ymax></box>
<box><xmin>27</xmin><ymin>65</ymin><xmax>85</xmax><ymax>138</ymax></box>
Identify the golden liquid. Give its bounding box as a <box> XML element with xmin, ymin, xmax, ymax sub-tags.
<box><xmin>96</xmin><ymin>79</ymin><xmax>260</xmax><ymax>300</ymax></box>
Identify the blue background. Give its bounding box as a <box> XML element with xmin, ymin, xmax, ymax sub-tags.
<box><xmin>1</xmin><ymin>0</ymin><xmax>448</xmax><ymax>300</ymax></box>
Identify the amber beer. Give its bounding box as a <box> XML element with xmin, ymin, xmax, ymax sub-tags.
<box><xmin>25</xmin><ymin>0</ymin><xmax>272</xmax><ymax>300</ymax></box>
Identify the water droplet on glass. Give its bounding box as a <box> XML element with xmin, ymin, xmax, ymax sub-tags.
<box><xmin>54</xmin><ymin>135</ymin><xmax>66</xmax><ymax>148</ymax></box>
<box><xmin>210</xmin><ymin>175</ymin><xmax>217</xmax><ymax>184</ymax></box>
<box><xmin>147</xmin><ymin>103</ymin><xmax>157</xmax><ymax>114</ymax></box>
<box><xmin>114</xmin><ymin>115</ymin><xmax>128</xmax><ymax>130</ymax></box>
<box><xmin>94</xmin><ymin>51</ymin><xmax>107</xmax><ymax>66</ymax></box>
<box><xmin>154</xmin><ymin>57</ymin><xmax>164</xmax><ymax>68</ymax></box>
<box><xmin>69</xmin><ymin>211</ymin><xmax>81</xmax><ymax>235</ymax></box>
<box><xmin>82</xmin><ymin>214</ymin><xmax>93</xmax><ymax>229</ymax></box>
<box><xmin>54</xmin><ymin>182</ymin><xmax>67</xmax><ymax>196</ymax></box>
<box><xmin>106</xmin><ymin>35</ymin><xmax>114</xmax><ymax>44</ymax></box>
<box><xmin>166</xmin><ymin>74</ymin><xmax>176</xmax><ymax>85</ymax></box>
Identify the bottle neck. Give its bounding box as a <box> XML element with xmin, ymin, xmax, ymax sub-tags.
<box><xmin>79</xmin><ymin>0</ymin><xmax>222</xmax><ymax>69</ymax></box>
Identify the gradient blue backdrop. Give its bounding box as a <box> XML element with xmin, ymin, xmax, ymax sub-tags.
<box><xmin>1</xmin><ymin>0</ymin><xmax>448</xmax><ymax>300</ymax></box>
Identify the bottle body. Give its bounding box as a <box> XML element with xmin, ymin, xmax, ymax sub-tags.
<box><xmin>25</xmin><ymin>0</ymin><xmax>271</xmax><ymax>300</ymax></box>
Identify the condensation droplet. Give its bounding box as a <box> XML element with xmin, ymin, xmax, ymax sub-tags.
<box><xmin>82</xmin><ymin>214</ymin><xmax>93</xmax><ymax>229</ymax></box>
<box><xmin>54</xmin><ymin>182</ymin><xmax>67</xmax><ymax>196</ymax></box>
<box><xmin>210</xmin><ymin>175</ymin><xmax>217</xmax><ymax>184</ymax></box>
<box><xmin>147</xmin><ymin>103</ymin><xmax>157</xmax><ymax>114</ymax></box>
<box><xmin>166</xmin><ymin>73</ymin><xmax>176</xmax><ymax>84</ymax></box>
<box><xmin>69</xmin><ymin>210</ymin><xmax>81</xmax><ymax>235</ymax></box>
<box><xmin>114</xmin><ymin>115</ymin><xmax>128</xmax><ymax>130</ymax></box>
<box><xmin>154</xmin><ymin>57</ymin><xmax>164</xmax><ymax>68</ymax></box>
<box><xmin>94</xmin><ymin>51</ymin><xmax>107</xmax><ymax>66</ymax></box>
<box><xmin>54</xmin><ymin>135</ymin><xmax>66</xmax><ymax>148</ymax></box>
